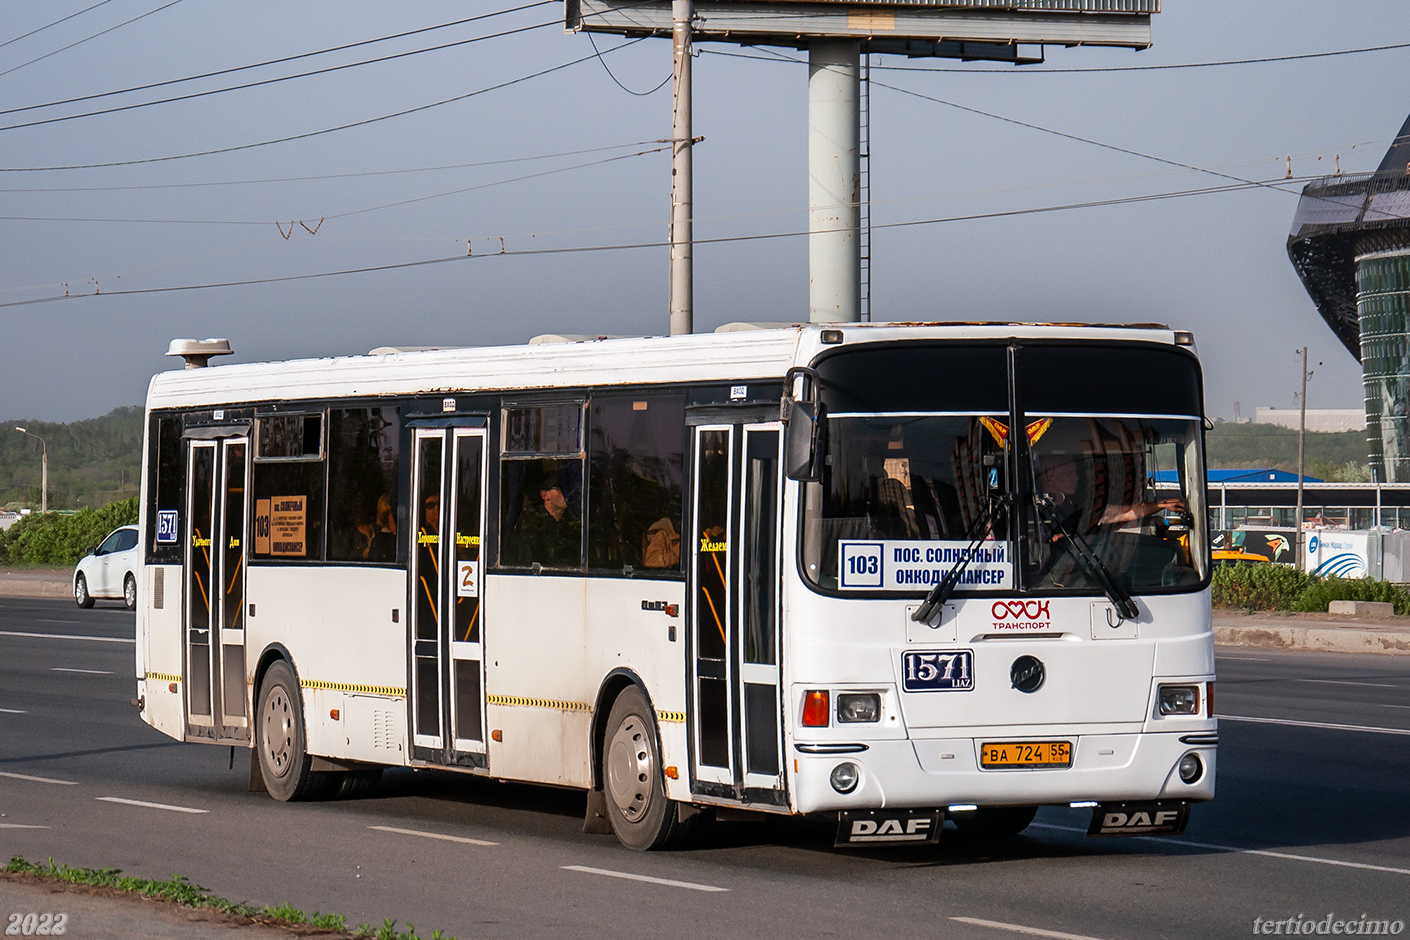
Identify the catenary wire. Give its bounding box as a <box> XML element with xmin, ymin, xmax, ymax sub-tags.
<box><xmin>0</xmin><ymin>18</ymin><xmax>561</xmax><ymax>133</ymax></box>
<box><xmin>0</xmin><ymin>0</ymin><xmax>116</xmax><ymax>52</ymax></box>
<box><xmin>0</xmin><ymin>38</ymin><xmax>646</xmax><ymax>172</ymax></box>
<box><xmin>0</xmin><ymin>174</ymin><xmax>1362</xmax><ymax>310</ymax></box>
<box><xmin>0</xmin><ymin>1</ymin><xmax>556</xmax><ymax>117</ymax></box>
<box><xmin>586</xmin><ymin>31</ymin><xmax>671</xmax><ymax>95</ymax></box>
<box><xmin>0</xmin><ymin>140</ymin><xmax>667</xmax><ymax>193</ymax></box>
<box><xmin>0</xmin><ymin>0</ymin><xmax>186</xmax><ymax>79</ymax></box>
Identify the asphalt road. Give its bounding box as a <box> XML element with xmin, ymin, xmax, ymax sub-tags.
<box><xmin>2</xmin><ymin>596</ymin><xmax>1408</xmax><ymax>940</ymax></box>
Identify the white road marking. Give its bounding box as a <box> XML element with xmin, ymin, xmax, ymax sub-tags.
<box><xmin>96</xmin><ymin>796</ymin><xmax>208</xmax><ymax>814</ymax></box>
<box><xmin>0</xmin><ymin>771</ymin><xmax>78</xmax><ymax>785</ymax></box>
<box><xmin>0</xmin><ymin>708</ymin><xmax>26</xmax><ymax>714</ymax></box>
<box><xmin>0</xmin><ymin>630</ymin><xmax>133</xmax><ymax>644</ymax></box>
<box><xmin>1030</xmin><ymin>824</ymin><xmax>1410</xmax><ymax>876</ymax></box>
<box><xmin>950</xmin><ymin>916</ymin><xmax>1108</xmax><ymax>939</ymax></box>
<box><xmin>1300</xmin><ymin>679</ymin><xmax>1401</xmax><ymax>689</ymax></box>
<box><xmin>1217</xmin><ymin>655</ymin><xmax>1271</xmax><ymax>662</ymax></box>
<box><xmin>368</xmin><ymin>825</ymin><xmax>497</xmax><ymax>847</ymax></box>
<box><xmin>562</xmin><ymin>865</ymin><xmax>728</xmax><ymax>893</ymax></box>
<box><xmin>0</xmin><ymin>824</ymin><xmax>49</xmax><ymax>829</ymax></box>
<box><xmin>51</xmin><ymin>667</ymin><xmax>114</xmax><ymax>675</ymax></box>
<box><xmin>1220</xmin><ymin>714</ymin><xmax>1410</xmax><ymax>736</ymax></box>
<box><xmin>39</xmin><ymin>620</ymin><xmax>79</xmax><ymax>625</ymax></box>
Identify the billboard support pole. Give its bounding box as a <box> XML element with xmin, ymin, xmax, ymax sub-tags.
<box><xmin>808</xmin><ymin>39</ymin><xmax>861</xmax><ymax>323</ymax></box>
<box><xmin>669</xmin><ymin>0</ymin><xmax>694</xmax><ymax>336</ymax></box>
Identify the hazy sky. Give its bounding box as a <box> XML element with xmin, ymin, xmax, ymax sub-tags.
<box><xmin>2</xmin><ymin>0</ymin><xmax>1405</xmax><ymax>423</ymax></box>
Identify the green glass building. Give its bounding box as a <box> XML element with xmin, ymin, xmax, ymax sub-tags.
<box><xmin>1288</xmin><ymin>113</ymin><xmax>1410</xmax><ymax>482</ymax></box>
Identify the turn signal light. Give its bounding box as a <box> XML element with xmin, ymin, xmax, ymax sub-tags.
<box><xmin>802</xmin><ymin>690</ymin><xmax>830</xmax><ymax>727</ymax></box>
<box><xmin>1206</xmin><ymin>681</ymin><xmax>1215</xmax><ymax>716</ymax></box>
<box><xmin>329</xmin><ymin>709</ymin><xmax>340</xmax><ymax>721</ymax></box>
<box><xmin>491</xmin><ymin>729</ymin><xmax>503</xmax><ymax>742</ymax></box>
<box><xmin>664</xmin><ymin>766</ymin><xmax>679</xmax><ymax>779</ymax></box>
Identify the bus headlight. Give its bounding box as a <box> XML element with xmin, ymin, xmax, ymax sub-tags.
<box><xmin>836</xmin><ymin>693</ymin><xmax>881</xmax><ymax>723</ymax></box>
<box><xmin>830</xmin><ymin>762</ymin><xmax>860</xmax><ymax>793</ymax></box>
<box><xmin>1178</xmin><ymin>753</ymin><xmax>1203</xmax><ymax>784</ymax></box>
<box><xmin>1158</xmin><ymin>685</ymin><xmax>1200</xmax><ymax>716</ymax></box>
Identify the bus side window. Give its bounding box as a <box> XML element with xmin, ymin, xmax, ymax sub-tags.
<box><xmin>499</xmin><ymin>403</ymin><xmax>585</xmax><ymax>570</ymax></box>
<box><xmin>147</xmin><ymin>415</ymin><xmax>183</xmax><ymax>563</ymax></box>
<box><xmin>325</xmin><ymin>407</ymin><xmax>401</xmax><ymax>563</ymax></box>
<box><xmin>587</xmin><ymin>392</ymin><xmax>685</xmax><ymax>573</ymax></box>
<box><xmin>251</xmin><ymin>413</ymin><xmax>327</xmax><ymax>561</ymax></box>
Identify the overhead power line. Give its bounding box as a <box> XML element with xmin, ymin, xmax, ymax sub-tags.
<box><xmin>0</xmin><ymin>0</ymin><xmax>186</xmax><ymax>79</ymax></box>
<box><xmin>0</xmin><ymin>18</ymin><xmax>561</xmax><ymax>133</ymax></box>
<box><xmin>0</xmin><ymin>140</ymin><xmax>666</xmax><ymax>193</ymax></box>
<box><xmin>0</xmin><ymin>174</ymin><xmax>1346</xmax><ymax>310</ymax></box>
<box><xmin>0</xmin><ymin>38</ymin><xmax>646</xmax><ymax>172</ymax></box>
<box><xmin>0</xmin><ymin>1</ymin><xmax>556</xmax><ymax>117</ymax></box>
<box><xmin>0</xmin><ymin>0</ymin><xmax>116</xmax><ymax>52</ymax></box>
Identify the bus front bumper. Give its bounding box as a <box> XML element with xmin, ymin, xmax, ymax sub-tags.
<box><xmin>791</xmin><ymin>729</ymin><xmax>1216</xmax><ymax>815</ymax></box>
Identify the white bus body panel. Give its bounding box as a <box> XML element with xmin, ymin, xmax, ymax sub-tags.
<box><xmin>483</xmin><ymin>574</ymin><xmax>590</xmax><ymax>788</ymax></box>
<box><xmin>583</xmin><ymin>578</ymin><xmax>690</xmax><ymax>801</ymax></box>
<box><xmin>245</xmin><ymin>566</ymin><xmax>408</xmax><ymax>762</ymax></box>
<box><xmin>138</xmin><ymin>564</ymin><xmax>185</xmax><ymax>740</ymax></box>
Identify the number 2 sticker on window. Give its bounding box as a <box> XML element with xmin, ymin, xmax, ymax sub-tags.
<box><xmin>457</xmin><ymin>560</ymin><xmax>479</xmax><ymax>598</ymax></box>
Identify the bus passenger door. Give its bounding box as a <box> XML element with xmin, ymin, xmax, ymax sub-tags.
<box><xmin>409</xmin><ymin>424</ymin><xmax>488</xmax><ymax>767</ymax></box>
<box><xmin>688</xmin><ymin>422</ymin><xmax>786</xmax><ymax>802</ymax></box>
<box><xmin>184</xmin><ymin>435</ymin><xmax>250</xmax><ymax>743</ymax></box>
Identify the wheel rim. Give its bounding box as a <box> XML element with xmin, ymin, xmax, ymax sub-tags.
<box><xmin>606</xmin><ymin>713</ymin><xmax>654</xmax><ymax>823</ymax></box>
<box><xmin>124</xmin><ymin>577</ymin><xmax>136</xmax><ymax>608</ymax></box>
<box><xmin>75</xmin><ymin>576</ymin><xmax>87</xmax><ymax>603</ymax></box>
<box><xmin>261</xmin><ymin>685</ymin><xmax>295</xmax><ymax>778</ymax></box>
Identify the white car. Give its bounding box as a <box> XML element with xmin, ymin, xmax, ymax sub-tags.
<box><xmin>74</xmin><ymin>524</ymin><xmax>139</xmax><ymax>610</ymax></box>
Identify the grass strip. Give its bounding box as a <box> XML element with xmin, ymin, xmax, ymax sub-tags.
<box><xmin>4</xmin><ymin>856</ymin><xmax>455</xmax><ymax>939</ymax></box>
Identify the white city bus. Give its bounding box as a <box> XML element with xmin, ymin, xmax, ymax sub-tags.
<box><xmin>134</xmin><ymin>322</ymin><xmax>1216</xmax><ymax>849</ymax></box>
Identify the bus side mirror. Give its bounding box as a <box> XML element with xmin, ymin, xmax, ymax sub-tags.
<box><xmin>784</xmin><ymin>400</ymin><xmax>826</xmax><ymax>482</ymax></box>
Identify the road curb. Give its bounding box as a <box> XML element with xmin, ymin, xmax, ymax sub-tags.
<box><xmin>0</xmin><ymin>571</ymin><xmax>71</xmax><ymax>599</ymax></box>
<box><xmin>1215</xmin><ymin>616</ymin><xmax>1410</xmax><ymax>656</ymax></box>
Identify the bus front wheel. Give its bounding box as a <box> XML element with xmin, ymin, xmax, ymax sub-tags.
<box><xmin>256</xmin><ymin>661</ymin><xmax>321</xmax><ymax>801</ymax></box>
<box><xmin>603</xmin><ymin>687</ymin><xmax>689</xmax><ymax>851</ymax></box>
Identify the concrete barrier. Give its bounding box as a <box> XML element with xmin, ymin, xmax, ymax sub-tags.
<box><xmin>0</xmin><ymin>568</ymin><xmax>72</xmax><ymax>599</ymax></box>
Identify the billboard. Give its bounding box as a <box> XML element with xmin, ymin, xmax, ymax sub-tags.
<box><xmin>567</xmin><ymin>0</ymin><xmax>1155</xmax><ymax>52</ymax></box>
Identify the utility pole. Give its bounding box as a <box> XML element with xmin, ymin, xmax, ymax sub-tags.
<box><xmin>14</xmin><ymin>427</ymin><xmax>47</xmax><ymax>513</ymax></box>
<box><xmin>1296</xmin><ymin>346</ymin><xmax>1308</xmax><ymax>568</ymax></box>
<box><xmin>668</xmin><ymin>0</ymin><xmax>693</xmax><ymax>336</ymax></box>
<box><xmin>807</xmin><ymin>39</ymin><xmax>861</xmax><ymax>323</ymax></box>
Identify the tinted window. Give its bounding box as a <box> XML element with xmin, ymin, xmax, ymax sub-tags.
<box><xmin>588</xmin><ymin>393</ymin><xmax>685</xmax><ymax>572</ymax></box>
<box><xmin>115</xmin><ymin>529</ymin><xmax>138</xmax><ymax>552</ymax></box>
<box><xmin>257</xmin><ymin>414</ymin><xmax>323</xmax><ymax>460</ymax></box>
<box><xmin>147</xmin><ymin>416</ymin><xmax>183</xmax><ymax>561</ymax></box>
<box><xmin>499</xmin><ymin>402</ymin><xmax>584</xmax><ymax>569</ymax></box>
<box><xmin>1019</xmin><ymin>345</ymin><xmax>1202</xmax><ymax>417</ymax></box>
<box><xmin>817</xmin><ymin>344</ymin><xmax>1008</xmax><ymax>413</ymax></box>
<box><xmin>326</xmin><ymin>407</ymin><xmax>401</xmax><ymax>563</ymax></box>
<box><xmin>251</xmin><ymin>461</ymin><xmax>325</xmax><ymax>560</ymax></box>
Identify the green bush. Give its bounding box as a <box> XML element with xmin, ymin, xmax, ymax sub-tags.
<box><xmin>0</xmin><ymin>497</ymin><xmax>138</xmax><ymax>566</ymax></box>
<box><xmin>1211</xmin><ymin>562</ymin><xmax>1312</xmax><ymax>611</ymax></box>
<box><xmin>1292</xmin><ymin>576</ymin><xmax>1410</xmax><ymax>615</ymax></box>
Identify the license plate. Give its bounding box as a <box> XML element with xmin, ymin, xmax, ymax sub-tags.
<box><xmin>901</xmin><ymin>649</ymin><xmax>974</xmax><ymax>692</ymax></box>
<box><xmin>979</xmin><ymin>740</ymin><xmax>1072</xmax><ymax>769</ymax></box>
<box><xmin>835</xmin><ymin>809</ymin><xmax>942</xmax><ymax>846</ymax></box>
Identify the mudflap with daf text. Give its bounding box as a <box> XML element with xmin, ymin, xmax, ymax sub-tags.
<box><xmin>836</xmin><ymin>809</ymin><xmax>943</xmax><ymax>847</ymax></box>
<box><xmin>1088</xmin><ymin>800</ymin><xmax>1190</xmax><ymax>837</ymax></box>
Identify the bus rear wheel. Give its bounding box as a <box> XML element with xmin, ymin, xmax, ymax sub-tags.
<box><xmin>603</xmin><ymin>687</ymin><xmax>689</xmax><ymax>851</ymax></box>
<box><xmin>256</xmin><ymin>661</ymin><xmax>323</xmax><ymax>801</ymax></box>
<box><xmin>951</xmin><ymin>805</ymin><xmax>1038</xmax><ymax>837</ymax></box>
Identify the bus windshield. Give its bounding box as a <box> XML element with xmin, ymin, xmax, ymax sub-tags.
<box><xmin>801</xmin><ymin>341</ymin><xmax>1208</xmax><ymax>596</ymax></box>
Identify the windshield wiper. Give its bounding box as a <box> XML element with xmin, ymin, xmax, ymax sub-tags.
<box><xmin>912</xmin><ymin>494</ymin><xmax>1010</xmax><ymax>624</ymax></box>
<box><xmin>1032</xmin><ymin>495</ymin><xmax>1139</xmax><ymax>620</ymax></box>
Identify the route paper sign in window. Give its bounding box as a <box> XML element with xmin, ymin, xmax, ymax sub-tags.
<box><xmin>837</xmin><ymin>539</ymin><xmax>1013</xmax><ymax>591</ymax></box>
<box><xmin>255</xmin><ymin>496</ymin><xmax>307</xmax><ymax>557</ymax></box>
